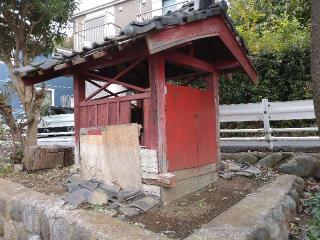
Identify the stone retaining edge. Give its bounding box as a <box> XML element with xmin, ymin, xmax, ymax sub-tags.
<box><xmin>0</xmin><ymin>179</ymin><xmax>169</xmax><ymax>240</ymax></box>
<box><xmin>187</xmin><ymin>174</ymin><xmax>304</xmax><ymax>240</ymax></box>
<box><xmin>0</xmin><ymin>175</ymin><xmax>304</xmax><ymax>240</ymax></box>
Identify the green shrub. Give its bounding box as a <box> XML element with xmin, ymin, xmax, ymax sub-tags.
<box><xmin>304</xmin><ymin>192</ymin><xmax>320</xmax><ymax>239</ymax></box>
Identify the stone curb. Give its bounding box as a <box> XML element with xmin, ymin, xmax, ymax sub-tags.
<box><xmin>186</xmin><ymin>174</ymin><xmax>304</xmax><ymax>240</ymax></box>
<box><xmin>0</xmin><ymin>175</ymin><xmax>303</xmax><ymax>240</ymax></box>
<box><xmin>0</xmin><ymin>179</ymin><xmax>168</xmax><ymax>240</ymax></box>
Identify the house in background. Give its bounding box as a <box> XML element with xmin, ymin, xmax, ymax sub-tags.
<box><xmin>0</xmin><ymin>62</ymin><xmax>74</xmax><ymax>114</ymax></box>
<box><xmin>72</xmin><ymin>0</ymin><xmax>188</xmax><ymax>51</ymax></box>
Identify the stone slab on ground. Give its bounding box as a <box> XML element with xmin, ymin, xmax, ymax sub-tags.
<box><xmin>24</xmin><ymin>145</ymin><xmax>74</xmax><ymax>171</ymax></box>
<box><xmin>0</xmin><ymin>179</ymin><xmax>168</xmax><ymax>240</ymax></box>
<box><xmin>278</xmin><ymin>155</ymin><xmax>315</xmax><ymax>177</ymax></box>
<box><xmin>186</xmin><ymin>174</ymin><xmax>303</xmax><ymax>240</ymax></box>
<box><xmin>256</xmin><ymin>152</ymin><xmax>284</xmax><ymax>168</ymax></box>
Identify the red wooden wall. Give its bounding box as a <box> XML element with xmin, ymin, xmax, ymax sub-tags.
<box><xmin>166</xmin><ymin>84</ymin><xmax>217</xmax><ymax>171</ymax></box>
<box><xmin>78</xmin><ymin>93</ymin><xmax>150</xmax><ymax>129</ymax></box>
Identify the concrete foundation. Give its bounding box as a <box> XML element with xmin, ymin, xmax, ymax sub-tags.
<box><xmin>161</xmin><ymin>164</ymin><xmax>218</xmax><ymax>204</ymax></box>
<box><xmin>79</xmin><ymin>124</ymin><xmax>219</xmax><ymax>204</ymax></box>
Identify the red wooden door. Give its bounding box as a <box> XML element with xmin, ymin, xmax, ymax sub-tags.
<box><xmin>166</xmin><ymin>84</ymin><xmax>217</xmax><ymax>172</ymax></box>
<box><xmin>195</xmin><ymin>90</ymin><xmax>217</xmax><ymax>166</ymax></box>
<box><xmin>166</xmin><ymin>84</ymin><xmax>198</xmax><ymax>171</ymax></box>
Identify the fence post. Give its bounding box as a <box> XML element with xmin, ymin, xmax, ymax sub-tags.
<box><xmin>261</xmin><ymin>99</ymin><xmax>273</xmax><ymax>150</ymax></box>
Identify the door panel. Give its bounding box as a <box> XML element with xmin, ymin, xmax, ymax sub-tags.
<box><xmin>195</xmin><ymin>90</ymin><xmax>218</xmax><ymax>165</ymax></box>
<box><xmin>166</xmin><ymin>84</ymin><xmax>198</xmax><ymax>171</ymax></box>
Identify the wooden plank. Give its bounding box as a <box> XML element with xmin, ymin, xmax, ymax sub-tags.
<box><xmin>119</xmin><ymin>101</ymin><xmax>131</xmax><ymax>124</ymax></box>
<box><xmin>87</xmin><ymin>105</ymin><xmax>96</xmax><ymax>127</ymax></box>
<box><xmin>166</xmin><ymin>84</ymin><xmax>198</xmax><ymax>171</ymax></box>
<box><xmin>72</xmin><ymin>57</ymin><xmax>87</xmax><ymax>65</ymax></box>
<box><xmin>79</xmin><ymin>93</ymin><xmax>150</xmax><ymax>107</ymax></box>
<box><xmin>54</xmin><ymin>62</ymin><xmax>71</xmax><ymax>71</ymax></box>
<box><xmin>195</xmin><ymin>88</ymin><xmax>217</xmax><ymax>166</ymax></box>
<box><xmin>108</xmin><ymin>102</ymin><xmax>118</xmax><ymax>125</ymax></box>
<box><xmin>93</xmin><ymin>50</ymin><xmax>108</xmax><ymax>59</ymax></box>
<box><xmin>143</xmin><ymin>98</ymin><xmax>152</xmax><ymax>148</ymax></box>
<box><xmin>79</xmin><ymin>107</ymin><xmax>87</xmax><ymax>128</ymax></box>
<box><xmin>77</xmin><ymin>42</ymin><xmax>148</xmax><ymax>72</ymax></box>
<box><xmin>80</xmin><ymin>124</ymin><xmax>143</xmax><ymax>189</ymax></box>
<box><xmin>142</xmin><ymin>172</ymin><xmax>176</xmax><ymax>188</ymax></box>
<box><xmin>97</xmin><ymin>103</ymin><xmax>109</xmax><ymax>126</ymax></box>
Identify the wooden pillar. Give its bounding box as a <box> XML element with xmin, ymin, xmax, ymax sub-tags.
<box><xmin>206</xmin><ymin>72</ymin><xmax>220</xmax><ymax>162</ymax></box>
<box><xmin>73</xmin><ymin>74</ymin><xmax>86</xmax><ymax>165</ymax></box>
<box><xmin>148</xmin><ymin>54</ymin><xmax>167</xmax><ymax>173</ymax></box>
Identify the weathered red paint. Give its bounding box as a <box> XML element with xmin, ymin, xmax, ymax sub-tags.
<box><xmin>146</xmin><ymin>16</ymin><xmax>258</xmax><ymax>83</ymax></box>
<box><xmin>166</xmin><ymin>84</ymin><xmax>198</xmax><ymax>171</ymax></box>
<box><xmin>78</xmin><ymin>93</ymin><xmax>150</xmax><ymax>129</ymax></box>
<box><xmin>149</xmin><ymin>54</ymin><xmax>167</xmax><ymax>172</ymax></box>
<box><xmin>73</xmin><ymin>74</ymin><xmax>86</xmax><ymax>163</ymax></box>
<box><xmin>166</xmin><ymin>84</ymin><xmax>218</xmax><ymax>171</ymax></box>
<box><xmin>23</xmin><ymin>14</ymin><xmax>259</xmax><ymax>174</ymax></box>
<box><xmin>165</xmin><ymin>51</ymin><xmax>216</xmax><ymax>74</ymax></box>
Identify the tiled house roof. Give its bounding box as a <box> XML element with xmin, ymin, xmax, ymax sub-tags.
<box><xmin>13</xmin><ymin>0</ymin><xmax>248</xmax><ymax>79</ymax></box>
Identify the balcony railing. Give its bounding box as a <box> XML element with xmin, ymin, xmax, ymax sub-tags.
<box><xmin>73</xmin><ymin>23</ymin><xmax>121</xmax><ymax>51</ymax></box>
<box><xmin>136</xmin><ymin>1</ymin><xmax>188</xmax><ymax>22</ymax></box>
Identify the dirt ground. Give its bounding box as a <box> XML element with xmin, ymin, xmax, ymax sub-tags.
<box><xmin>2</xmin><ymin>167</ymin><xmax>269</xmax><ymax>239</ymax></box>
<box><xmin>128</xmin><ymin>176</ymin><xmax>267</xmax><ymax>239</ymax></box>
<box><xmin>4</xmin><ymin>168</ymin><xmax>70</xmax><ymax>196</ymax></box>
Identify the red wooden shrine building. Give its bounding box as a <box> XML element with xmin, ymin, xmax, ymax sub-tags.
<box><xmin>17</xmin><ymin>0</ymin><xmax>258</xmax><ymax>202</ymax></box>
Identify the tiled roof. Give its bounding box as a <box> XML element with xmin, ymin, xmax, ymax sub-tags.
<box><xmin>14</xmin><ymin>0</ymin><xmax>247</xmax><ymax>78</ymax></box>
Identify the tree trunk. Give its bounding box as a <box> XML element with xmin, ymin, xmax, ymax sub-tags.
<box><xmin>311</xmin><ymin>0</ymin><xmax>320</xmax><ymax>133</ymax></box>
<box><xmin>0</xmin><ymin>94</ymin><xmax>24</xmax><ymax>163</ymax></box>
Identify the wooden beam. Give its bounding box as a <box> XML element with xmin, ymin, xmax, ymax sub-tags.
<box><xmin>22</xmin><ymin>70</ymin><xmax>67</xmax><ymax>86</ymax></box>
<box><xmin>84</xmin><ymin>79</ymin><xmax>113</xmax><ymax>101</ymax></box>
<box><xmin>82</xmin><ymin>56</ymin><xmax>146</xmax><ymax>98</ymax></box>
<box><xmin>84</xmin><ymin>72</ymin><xmax>147</xmax><ymax>93</ymax></box>
<box><xmin>218</xmin><ymin>20</ymin><xmax>258</xmax><ymax>83</ymax></box>
<box><xmin>165</xmin><ymin>51</ymin><xmax>217</xmax><ymax>74</ymax></box>
<box><xmin>147</xmin><ymin>16</ymin><xmax>258</xmax><ymax>83</ymax></box>
<box><xmin>79</xmin><ymin>92</ymin><xmax>151</xmax><ymax>107</ymax></box>
<box><xmin>142</xmin><ymin>173</ymin><xmax>176</xmax><ymax>188</ymax></box>
<box><xmin>213</xmin><ymin>59</ymin><xmax>241</xmax><ymax>70</ymax></box>
<box><xmin>149</xmin><ymin>54</ymin><xmax>167</xmax><ymax>173</ymax></box>
<box><xmin>73</xmin><ymin>74</ymin><xmax>86</xmax><ymax>165</ymax></box>
<box><xmin>76</xmin><ymin>42</ymin><xmax>148</xmax><ymax>72</ymax></box>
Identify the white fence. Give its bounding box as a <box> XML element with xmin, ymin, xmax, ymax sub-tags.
<box><xmin>220</xmin><ymin>99</ymin><xmax>318</xmax><ymax>149</ymax></box>
<box><xmin>37</xmin><ymin>99</ymin><xmax>318</xmax><ymax>149</ymax></box>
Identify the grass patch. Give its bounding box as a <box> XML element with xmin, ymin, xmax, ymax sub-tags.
<box><xmin>304</xmin><ymin>192</ymin><xmax>320</xmax><ymax>239</ymax></box>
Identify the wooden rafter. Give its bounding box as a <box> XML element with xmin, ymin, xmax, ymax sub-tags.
<box><xmin>81</xmin><ymin>57</ymin><xmax>146</xmax><ymax>101</ymax></box>
<box><xmin>165</xmin><ymin>51</ymin><xmax>217</xmax><ymax>74</ymax></box>
<box><xmin>84</xmin><ymin>79</ymin><xmax>113</xmax><ymax>102</ymax></box>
